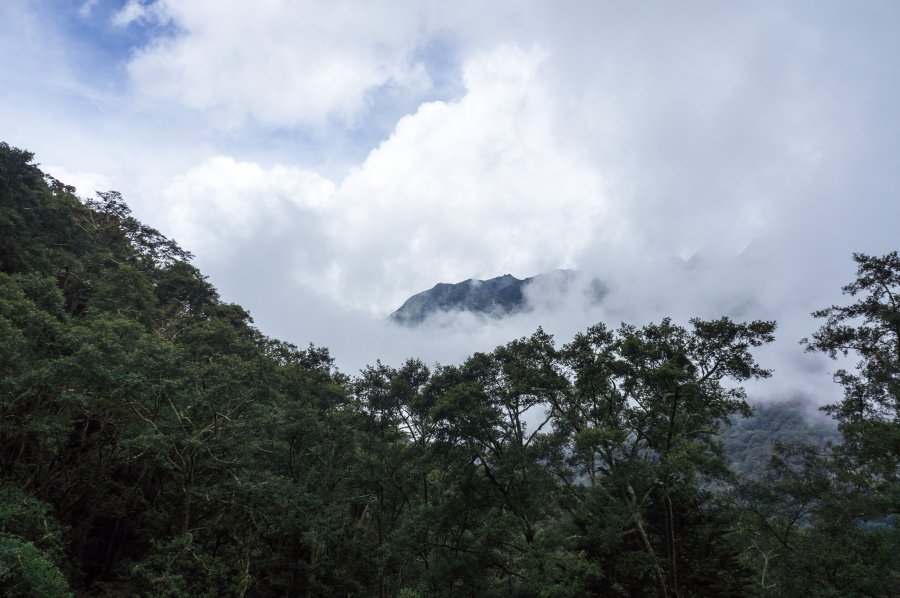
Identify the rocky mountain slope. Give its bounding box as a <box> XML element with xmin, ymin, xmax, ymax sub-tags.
<box><xmin>389</xmin><ymin>270</ymin><xmax>577</xmax><ymax>326</ymax></box>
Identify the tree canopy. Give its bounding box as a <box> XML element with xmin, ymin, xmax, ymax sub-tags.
<box><xmin>0</xmin><ymin>141</ymin><xmax>896</xmax><ymax>596</ymax></box>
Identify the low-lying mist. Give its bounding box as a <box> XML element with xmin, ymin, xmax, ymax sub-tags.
<box><xmin>221</xmin><ymin>245</ymin><xmax>845</xmax><ymax>408</ymax></box>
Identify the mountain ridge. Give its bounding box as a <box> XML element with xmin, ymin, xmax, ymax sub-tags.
<box><xmin>389</xmin><ymin>269</ymin><xmax>576</xmax><ymax>326</ymax></box>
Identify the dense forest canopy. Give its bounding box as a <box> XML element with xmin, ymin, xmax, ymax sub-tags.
<box><xmin>0</xmin><ymin>142</ymin><xmax>897</xmax><ymax>596</ymax></box>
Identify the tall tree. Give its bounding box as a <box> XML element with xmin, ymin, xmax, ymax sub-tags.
<box><xmin>803</xmin><ymin>252</ymin><xmax>900</xmax><ymax>500</ymax></box>
<box><xmin>551</xmin><ymin>317</ymin><xmax>775</xmax><ymax>597</ymax></box>
<box><xmin>739</xmin><ymin>252</ymin><xmax>900</xmax><ymax>597</ymax></box>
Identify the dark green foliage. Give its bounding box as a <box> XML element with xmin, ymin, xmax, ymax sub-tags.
<box><xmin>737</xmin><ymin>252</ymin><xmax>900</xmax><ymax>597</ymax></box>
<box><xmin>1</xmin><ymin>142</ymin><xmax>896</xmax><ymax>596</ymax></box>
<box><xmin>723</xmin><ymin>400</ymin><xmax>838</xmax><ymax>479</ymax></box>
<box><xmin>803</xmin><ymin>252</ymin><xmax>900</xmax><ymax>497</ymax></box>
<box><xmin>542</xmin><ymin>318</ymin><xmax>775</xmax><ymax>597</ymax></box>
<box><xmin>0</xmin><ymin>533</ymin><xmax>71</xmax><ymax>597</ymax></box>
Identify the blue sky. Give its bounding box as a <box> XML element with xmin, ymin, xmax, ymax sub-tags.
<box><xmin>2</xmin><ymin>1</ymin><xmax>899</xmax><ymax>398</ymax></box>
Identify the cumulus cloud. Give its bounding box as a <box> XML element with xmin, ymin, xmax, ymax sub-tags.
<box><xmin>4</xmin><ymin>1</ymin><xmax>900</xmax><ymax>404</ymax></box>
<box><xmin>318</xmin><ymin>45</ymin><xmax>611</xmax><ymax>312</ymax></box>
<box><xmin>162</xmin><ymin>156</ymin><xmax>334</xmax><ymax>254</ymax></box>
<box><xmin>161</xmin><ymin>45</ymin><xmax>612</xmax><ymax>314</ymax></box>
<box><xmin>121</xmin><ymin>0</ymin><xmax>438</xmax><ymax>127</ymax></box>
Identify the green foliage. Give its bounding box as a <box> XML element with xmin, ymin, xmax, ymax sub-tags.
<box><xmin>0</xmin><ymin>534</ymin><xmax>71</xmax><ymax>597</ymax></box>
<box><xmin>723</xmin><ymin>400</ymin><xmax>838</xmax><ymax>479</ymax></box>
<box><xmin>543</xmin><ymin>317</ymin><xmax>774</xmax><ymax>596</ymax></box>
<box><xmin>804</xmin><ymin>251</ymin><xmax>900</xmax><ymax>494</ymax></box>
<box><xmin>1</xmin><ymin>141</ymin><xmax>896</xmax><ymax>596</ymax></box>
<box><xmin>737</xmin><ymin>252</ymin><xmax>900</xmax><ymax>597</ymax></box>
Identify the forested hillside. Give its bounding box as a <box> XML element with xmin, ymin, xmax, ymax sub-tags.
<box><xmin>723</xmin><ymin>401</ymin><xmax>838</xmax><ymax>480</ymax></box>
<box><xmin>1</xmin><ymin>142</ymin><xmax>896</xmax><ymax>596</ymax></box>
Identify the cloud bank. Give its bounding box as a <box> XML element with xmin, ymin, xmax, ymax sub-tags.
<box><xmin>2</xmin><ymin>0</ymin><xmax>899</xmax><ymax>405</ymax></box>
<box><xmin>162</xmin><ymin>46</ymin><xmax>610</xmax><ymax>313</ymax></box>
<box><xmin>120</xmin><ymin>0</ymin><xmax>436</xmax><ymax>127</ymax></box>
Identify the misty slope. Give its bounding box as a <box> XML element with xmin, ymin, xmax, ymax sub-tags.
<box><xmin>390</xmin><ymin>269</ymin><xmax>578</xmax><ymax>325</ymax></box>
<box><xmin>724</xmin><ymin>400</ymin><xmax>839</xmax><ymax>479</ymax></box>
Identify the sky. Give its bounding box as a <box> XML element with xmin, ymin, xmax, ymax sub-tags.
<box><xmin>2</xmin><ymin>0</ymin><xmax>899</xmax><ymax>403</ymax></box>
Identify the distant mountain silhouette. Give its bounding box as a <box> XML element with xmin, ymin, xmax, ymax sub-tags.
<box><xmin>389</xmin><ymin>270</ymin><xmax>578</xmax><ymax>326</ymax></box>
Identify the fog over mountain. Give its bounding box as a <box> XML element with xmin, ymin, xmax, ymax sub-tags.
<box><xmin>390</xmin><ymin>269</ymin><xmax>596</xmax><ymax>325</ymax></box>
<box><xmin>1</xmin><ymin>1</ymin><xmax>897</xmax><ymax>407</ymax></box>
<box><xmin>4</xmin><ymin>141</ymin><xmax>894</xmax><ymax>596</ymax></box>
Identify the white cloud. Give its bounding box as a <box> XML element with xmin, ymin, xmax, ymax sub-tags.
<box><xmin>78</xmin><ymin>0</ymin><xmax>99</xmax><ymax>18</ymax></box>
<box><xmin>162</xmin><ymin>156</ymin><xmax>334</xmax><ymax>254</ymax></box>
<box><xmin>161</xmin><ymin>46</ymin><xmax>613</xmax><ymax>314</ymax></box>
<box><xmin>123</xmin><ymin>0</ymin><xmax>436</xmax><ymax>127</ymax></box>
<box><xmin>4</xmin><ymin>0</ymin><xmax>900</xmax><ymax>402</ymax></box>
<box><xmin>320</xmin><ymin>45</ymin><xmax>612</xmax><ymax>312</ymax></box>
<box><xmin>43</xmin><ymin>165</ymin><xmax>112</xmax><ymax>200</ymax></box>
<box><xmin>112</xmin><ymin>0</ymin><xmax>159</xmax><ymax>27</ymax></box>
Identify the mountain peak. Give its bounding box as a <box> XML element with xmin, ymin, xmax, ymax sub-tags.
<box><xmin>389</xmin><ymin>270</ymin><xmax>576</xmax><ymax>326</ymax></box>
